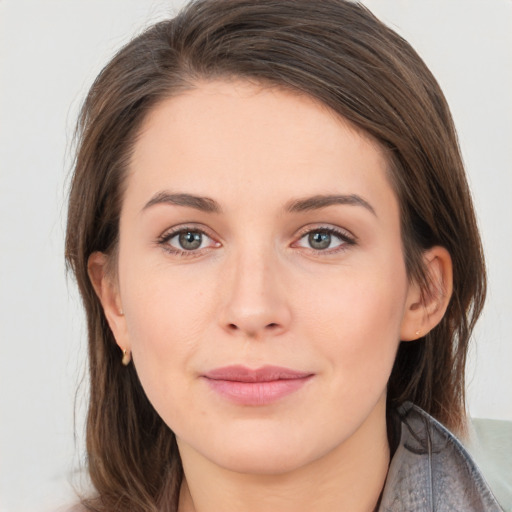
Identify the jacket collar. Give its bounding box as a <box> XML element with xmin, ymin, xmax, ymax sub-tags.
<box><xmin>379</xmin><ymin>402</ymin><xmax>503</xmax><ymax>511</ymax></box>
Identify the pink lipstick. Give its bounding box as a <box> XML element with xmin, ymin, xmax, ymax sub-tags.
<box><xmin>202</xmin><ymin>365</ymin><xmax>314</xmax><ymax>405</ymax></box>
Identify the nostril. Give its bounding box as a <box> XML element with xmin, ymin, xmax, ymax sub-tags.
<box><xmin>228</xmin><ymin>323</ymin><xmax>238</xmax><ymax>330</ymax></box>
<box><xmin>266</xmin><ymin>323</ymin><xmax>278</xmax><ymax>329</ymax></box>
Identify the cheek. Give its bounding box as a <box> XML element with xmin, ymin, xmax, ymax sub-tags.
<box><xmin>299</xmin><ymin>263</ymin><xmax>408</xmax><ymax>382</ymax></box>
<box><xmin>119</xmin><ymin>264</ymin><xmax>218</xmax><ymax>401</ymax></box>
<box><xmin>122</xmin><ymin>257</ymin><xmax>215</xmax><ymax>341</ymax></box>
<box><xmin>120</xmin><ymin>273</ymin><xmax>220</xmax><ymax>434</ymax></box>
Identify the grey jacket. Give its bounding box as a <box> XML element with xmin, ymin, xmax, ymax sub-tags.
<box><xmin>379</xmin><ymin>402</ymin><xmax>504</xmax><ymax>511</ymax></box>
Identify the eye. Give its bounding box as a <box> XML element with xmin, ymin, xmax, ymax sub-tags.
<box><xmin>174</xmin><ymin>230</ymin><xmax>205</xmax><ymax>250</ymax></box>
<box><xmin>294</xmin><ymin>227</ymin><xmax>355</xmax><ymax>252</ymax></box>
<box><xmin>307</xmin><ymin>231</ymin><xmax>336</xmax><ymax>250</ymax></box>
<box><xmin>158</xmin><ymin>227</ymin><xmax>220</xmax><ymax>255</ymax></box>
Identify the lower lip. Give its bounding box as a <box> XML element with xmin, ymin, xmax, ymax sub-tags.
<box><xmin>204</xmin><ymin>376</ymin><xmax>313</xmax><ymax>405</ymax></box>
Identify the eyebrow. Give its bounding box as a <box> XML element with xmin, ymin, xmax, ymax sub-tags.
<box><xmin>142</xmin><ymin>192</ymin><xmax>222</xmax><ymax>213</ymax></box>
<box><xmin>286</xmin><ymin>194</ymin><xmax>376</xmax><ymax>216</ymax></box>
<box><xmin>142</xmin><ymin>191</ymin><xmax>376</xmax><ymax>216</ymax></box>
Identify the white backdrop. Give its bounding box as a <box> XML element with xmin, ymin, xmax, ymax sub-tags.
<box><xmin>0</xmin><ymin>1</ymin><xmax>510</xmax><ymax>511</ymax></box>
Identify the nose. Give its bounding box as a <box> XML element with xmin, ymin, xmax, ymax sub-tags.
<box><xmin>218</xmin><ymin>248</ymin><xmax>292</xmax><ymax>339</ymax></box>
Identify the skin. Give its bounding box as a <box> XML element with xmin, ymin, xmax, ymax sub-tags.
<box><xmin>89</xmin><ymin>80</ymin><xmax>452</xmax><ymax>512</ymax></box>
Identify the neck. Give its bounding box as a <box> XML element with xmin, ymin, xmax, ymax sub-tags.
<box><xmin>177</xmin><ymin>397</ymin><xmax>390</xmax><ymax>512</ymax></box>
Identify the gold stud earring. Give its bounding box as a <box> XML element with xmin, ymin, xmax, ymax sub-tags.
<box><xmin>121</xmin><ymin>349</ymin><xmax>131</xmax><ymax>366</ymax></box>
<box><xmin>415</xmin><ymin>330</ymin><xmax>421</xmax><ymax>337</ymax></box>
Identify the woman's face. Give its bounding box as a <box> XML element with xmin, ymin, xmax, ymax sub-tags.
<box><xmin>104</xmin><ymin>80</ymin><xmax>421</xmax><ymax>474</ymax></box>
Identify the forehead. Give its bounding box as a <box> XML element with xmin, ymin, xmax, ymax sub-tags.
<box><xmin>126</xmin><ymin>80</ymin><xmax>396</xmax><ymax>217</ymax></box>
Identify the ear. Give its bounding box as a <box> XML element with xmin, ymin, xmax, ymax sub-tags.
<box><xmin>400</xmin><ymin>246</ymin><xmax>453</xmax><ymax>341</ymax></box>
<box><xmin>88</xmin><ymin>251</ymin><xmax>130</xmax><ymax>352</ymax></box>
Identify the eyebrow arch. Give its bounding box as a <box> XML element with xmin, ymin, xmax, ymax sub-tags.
<box><xmin>286</xmin><ymin>194</ymin><xmax>376</xmax><ymax>216</ymax></box>
<box><xmin>142</xmin><ymin>192</ymin><xmax>222</xmax><ymax>214</ymax></box>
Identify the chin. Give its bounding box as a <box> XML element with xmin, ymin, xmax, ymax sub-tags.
<box><xmin>211</xmin><ymin>440</ymin><xmax>315</xmax><ymax>476</ymax></box>
<box><xmin>180</xmin><ymin>418</ymin><xmax>352</xmax><ymax>477</ymax></box>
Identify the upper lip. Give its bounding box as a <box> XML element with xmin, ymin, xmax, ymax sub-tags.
<box><xmin>203</xmin><ymin>365</ymin><xmax>313</xmax><ymax>382</ymax></box>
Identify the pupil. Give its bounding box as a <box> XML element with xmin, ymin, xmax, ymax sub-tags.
<box><xmin>179</xmin><ymin>231</ymin><xmax>202</xmax><ymax>250</ymax></box>
<box><xmin>309</xmin><ymin>231</ymin><xmax>331</xmax><ymax>249</ymax></box>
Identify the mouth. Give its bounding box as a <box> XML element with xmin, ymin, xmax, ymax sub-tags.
<box><xmin>202</xmin><ymin>365</ymin><xmax>314</xmax><ymax>405</ymax></box>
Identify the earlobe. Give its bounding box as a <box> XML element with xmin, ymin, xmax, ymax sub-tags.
<box><xmin>88</xmin><ymin>251</ymin><xmax>129</xmax><ymax>351</ymax></box>
<box><xmin>400</xmin><ymin>246</ymin><xmax>453</xmax><ymax>341</ymax></box>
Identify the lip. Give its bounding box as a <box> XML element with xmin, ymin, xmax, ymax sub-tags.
<box><xmin>202</xmin><ymin>365</ymin><xmax>314</xmax><ymax>405</ymax></box>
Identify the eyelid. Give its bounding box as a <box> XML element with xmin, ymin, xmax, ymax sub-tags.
<box><xmin>155</xmin><ymin>223</ymin><xmax>356</xmax><ymax>258</ymax></box>
<box><xmin>156</xmin><ymin>224</ymin><xmax>221</xmax><ymax>256</ymax></box>
<box><xmin>291</xmin><ymin>224</ymin><xmax>357</xmax><ymax>252</ymax></box>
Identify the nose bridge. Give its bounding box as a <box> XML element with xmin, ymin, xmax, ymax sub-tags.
<box><xmin>219</xmin><ymin>240</ymin><xmax>291</xmax><ymax>337</ymax></box>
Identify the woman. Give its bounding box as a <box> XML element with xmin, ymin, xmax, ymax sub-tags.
<box><xmin>65</xmin><ymin>0</ymin><xmax>503</xmax><ymax>510</ymax></box>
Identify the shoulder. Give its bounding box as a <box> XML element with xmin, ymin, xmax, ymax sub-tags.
<box><xmin>379</xmin><ymin>402</ymin><xmax>504</xmax><ymax>512</ymax></box>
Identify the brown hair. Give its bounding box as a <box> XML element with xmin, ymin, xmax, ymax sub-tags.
<box><xmin>65</xmin><ymin>1</ymin><xmax>486</xmax><ymax>510</ymax></box>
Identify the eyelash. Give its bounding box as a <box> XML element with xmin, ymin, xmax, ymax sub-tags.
<box><xmin>293</xmin><ymin>225</ymin><xmax>356</xmax><ymax>255</ymax></box>
<box><xmin>156</xmin><ymin>226</ymin><xmax>219</xmax><ymax>258</ymax></box>
<box><xmin>156</xmin><ymin>225</ymin><xmax>356</xmax><ymax>258</ymax></box>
